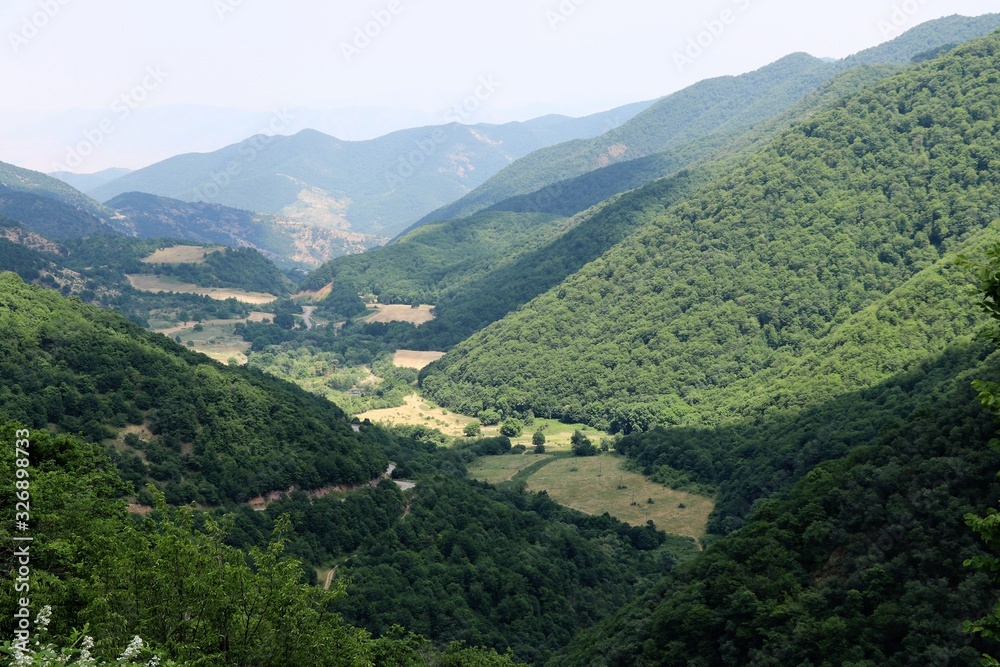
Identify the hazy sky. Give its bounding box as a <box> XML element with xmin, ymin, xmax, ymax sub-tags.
<box><xmin>1</xmin><ymin>0</ymin><xmax>998</xmax><ymax>170</ymax></box>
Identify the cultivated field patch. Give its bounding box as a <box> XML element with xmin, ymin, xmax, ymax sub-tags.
<box><xmin>141</xmin><ymin>245</ymin><xmax>220</xmax><ymax>264</ymax></box>
<box><xmin>488</xmin><ymin>419</ymin><xmax>606</xmax><ymax>451</ymax></box>
<box><xmin>363</xmin><ymin>304</ymin><xmax>436</xmax><ymax>326</ymax></box>
<box><xmin>469</xmin><ymin>454</ymin><xmax>551</xmax><ymax>485</ymax></box>
<box><xmin>152</xmin><ymin>317</ymin><xmax>264</xmax><ymax>365</ymax></box>
<box><xmin>358</xmin><ymin>393</ymin><xmax>476</xmax><ymax>436</ymax></box>
<box><xmin>126</xmin><ymin>274</ymin><xmax>277</xmax><ymax>304</ymax></box>
<box><xmin>393</xmin><ymin>350</ymin><xmax>446</xmax><ymax>370</ymax></box>
<box><xmin>523</xmin><ymin>455</ymin><xmax>714</xmax><ymax>540</ymax></box>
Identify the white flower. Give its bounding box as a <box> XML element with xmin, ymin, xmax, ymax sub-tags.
<box><xmin>78</xmin><ymin>635</ymin><xmax>96</xmax><ymax>667</ymax></box>
<box><xmin>146</xmin><ymin>657</ymin><xmax>160</xmax><ymax>667</ymax></box>
<box><xmin>118</xmin><ymin>636</ymin><xmax>144</xmax><ymax>662</ymax></box>
<box><xmin>35</xmin><ymin>605</ymin><xmax>53</xmax><ymax>632</ymax></box>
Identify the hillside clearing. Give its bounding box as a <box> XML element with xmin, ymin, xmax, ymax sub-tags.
<box><xmin>126</xmin><ymin>274</ymin><xmax>277</xmax><ymax>304</ymax></box>
<box><xmin>141</xmin><ymin>245</ymin><xmax>220</xmax><ymax>264</ymax></box>
<box><xmin>469</xmin><ymin>455</ymin><xmax>552</xmax><ymax>484</ymax></box>
<box><xmin>294</xmin><ymin>281</ymin><xmax>334</xmax><ymax>302</ymax></box>
<box><xmin>500</xmin><ymin>419</ymin><xmax>605</xmax><ymax>450</ymax></box>
<box><xmin>152</xmin><ymin>318</ymin><xmax>255</xmax><ymax>365</ymax></box>
<box><xmin>358</xmin><ymin>393</ymin><xmax>476</xmax><ymax>436</ymax></box>
<box><xmin>363</xmin><ymin>304</ymin><xmax>436</xmax><ymax>326</ymax></box>
<box><xmin>393</xmin><ymin>350</ymin><xmax>446</xmax><ymax>369</ymax></box>
<box><xmin>524</xmin><ymin>455</ymin><xmax>714</xmax><ymax>540</ymax></box>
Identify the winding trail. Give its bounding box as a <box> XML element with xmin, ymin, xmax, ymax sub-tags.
<box><xmin>302</xmin><ymin>306</ymin><xmax>317</xmax><ymax>330</ymax></box>
<box><xmin>247</xmin><ymin>462</ymin><xmax>414</xmax><ymax>511</ymax></box>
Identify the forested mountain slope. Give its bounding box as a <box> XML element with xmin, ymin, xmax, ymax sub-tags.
<box><xmin>421</xmin><ymin>52</ymin><xmax>836</xmax><ymax>224</ymax></box>
<box><xmin>553</xmin><ymin>346</ymin><xmax>1000</xmax><ymax>664</ymax></box>
<box><xmin>0</xmin><ymin>160</ymin><xmax>129</xmax><ymax>238</ymax></box>
<box><xmin>306</xmin><ymin>20</ymin><xmax>1000</xmax><ymax>350</ymax></box>
<box><xmin>108</xmin><ymin>191</ymin><xmax>381</xmax><ymax>268</ymax></box>
<box><xmin>299</xmin><ymin>65</ymin><xmax>897</xmax><ymax>338</ymax></box>
<box><xmin>418</xmin><ymin>14</ymin><xmax>1000</xmax><ymax>226</ymax></box>
<box><xmin>0</xmin><ymin>422</ymin><xmax>527</xmax><ymax>666</ymax></box>
<box><xmin>422</xmin><ymin>32</ymin><xmax>1000</xmax><ymax>430</ymax></box>
<box><xmin>0</xmin><ymin>272</ymin><xmax>387</xmax><ymax>504</ymax></box>
<box><xmin>394</xmin><ymin>66</ymin><xmax>900</xmax><ymax>348</ymax></box>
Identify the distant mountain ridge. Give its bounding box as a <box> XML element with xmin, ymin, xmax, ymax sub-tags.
<box><xmin>107</xmin><ymin>191</ymin><xmax>383</xmax><ymax>268</ymax></box>
<box><xmin>86</xmin><ymin>102</ymin><xmax>655</xmax><ymax>237</ymax></box>
<box><xmin>0</xmin><ymin>161</ymin><xmax>130</xmax><ymax>238</ymax></box>
<box><xmin>420</xmin><ymin>29</ymin><xmax>1000</xmax><ymax>433</ymax></box>
<box><xmin>49</xmin><ymin>167</ymin><xmax>132</xmax><ymax>193</ymax></box>
<box><xmin>418</xmin><ymin>14</ymin><xmax>1000</xmax><ymax>226</ymax></box>
<box><xmin>0</xmin><ymin>159</ymin><xmax>383</xmax><ymax>267</ymax></box>
<box><xmin>302</xmin><ymin>15</ymin><xmax>1000</xmax><ymax>348</ymax></box>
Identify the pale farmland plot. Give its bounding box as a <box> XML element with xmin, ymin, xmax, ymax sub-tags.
<box><xmin>392</xmin><ymin>350</ymin><xmax>446</xmax><ymax>369</ymax></box>
<box><xmin>126</xmin><ymin>274</ymin><xmax>277</xmax><ymax>305</ymax></box>
<box><xmin>523</xmin><ymin>455</ymin><xmax>715</xmax><ymax>541</ymax></box>
<box><xmin>141</xmin><ymin>245</ymin><xmax>221</xmax><ymax>264</ymax></box>
<box><xmin>362</xmin><ymin>304</ymin><xmax>436</xmax><ymax>326</ymax></box>
<box><xmin>358</xmin><ymin>393</ymin><xmax>477</xmax><ymax>436</ymax></box>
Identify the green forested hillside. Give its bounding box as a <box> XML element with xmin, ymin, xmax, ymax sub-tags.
<box><xmin>418</xmin><ymin>14</ymin><xmax>1000</xmax><ymax>227</ymax></box>
<box><xmin>307</xmin><ymin>22</ymin><xmax>1000</xmax><ymax>347</ymax></box>
<box><xmin>56</xmin><ymin>235</ymin><xmax>293</xmax><ymax>296</ymax></box>
<box><xmin>842</xmin><ymin>13</ymin><xmax>1000</xmax><ymax>66</ymax></box>
<box><xmin>552</xmin><ymin>350</ymin><xmax>1000</xmax><ymax>664</ymax></box>
<box><xmin>231</xmin><ymin>456</ymin><xmax>671</xmax><ymax>664</ymax></box>
<box><xmin>422</xmin><ymin>33</ymin><xmax>1000</xmax><ymax>431</ymax></box>
<box><xmin>300</xmin><ymin>211</ymin><xmax>569</xmax><ymax>304</ymax></box>
<box><xmin>301</xmin><ymin>65</ymin><xmax>897</xmax><ymax>349</ymax></box>
<box><xmin>0</xmin><ymin>160</ymin><xmax>129</xmax><ymax>238</ymax></box>
<box><xmin>420</xmin><ymin>53</ymin><xmax>835</xmax><ymax>225</ymax></box>
<box><xmin>0</xmin><ymin>273</ymin><xmax>385</xmax><ymax>504</ymax></box>
<box><xmin>0</xmin><ymin>423</ymin><xmax>526</xmax><ymax>666</ymax></box>
<box><xmin>107</xmin><ymin>191</ymin><xmax>381</xmax><ymax>269</ymax></box>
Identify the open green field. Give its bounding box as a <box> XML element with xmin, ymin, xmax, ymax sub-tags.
<box><xmin>468</xmin><ymin>454</ymin><xmax>552</xmax><ymax>484</ymax></box>
<box><xmin>153</xmin><ymin>318</ymin><xmax>259</xmax><ymax>365</ymax></box>
<box><xmin>359</xmin><ymin>393</ymin><xmax>477</xmax><ymax>436</ymax></box>
<box><xmin>356</xmin><ymin>393</ymin><xmax>604</xmax><ymax>444</ymax></box>
<box><xmin>524</xmin><ymin>456</ymin><xmax>714</xmax><ymax>540</ymax></box>
<box><xmin>468</xmin><ymin>453</ymin><xmax>715</xmax><ymax>541</ymax></box>
<box><xmin>126</xmin><ymin>274</ymin><xmax>277</xmax><ymax>304</ymax></box>
<box><xmin>492</xmin><ymin>419</ymin><xmax>606</xmax><ymax>451</ymax></box>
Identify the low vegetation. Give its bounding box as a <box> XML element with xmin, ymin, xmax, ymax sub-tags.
<box><xmin>126</xmin><ymin>273</ymin><xmax>277</xmax><ymax>304</ymax></box>
<box><xmin>523</xmin><ymin>455</ymin><xmax>714</xmax><ymax>542</ymax></box>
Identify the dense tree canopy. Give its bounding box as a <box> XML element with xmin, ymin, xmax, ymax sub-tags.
<box><xmin>423</xmin><ymin>34</ymin><xmax>1000</xmax><ymax>434</ymax></box>
<box><xmin>0</xmin><ymin>273</ymin><xmax>387</xmax><ymax>505</ymax></box>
